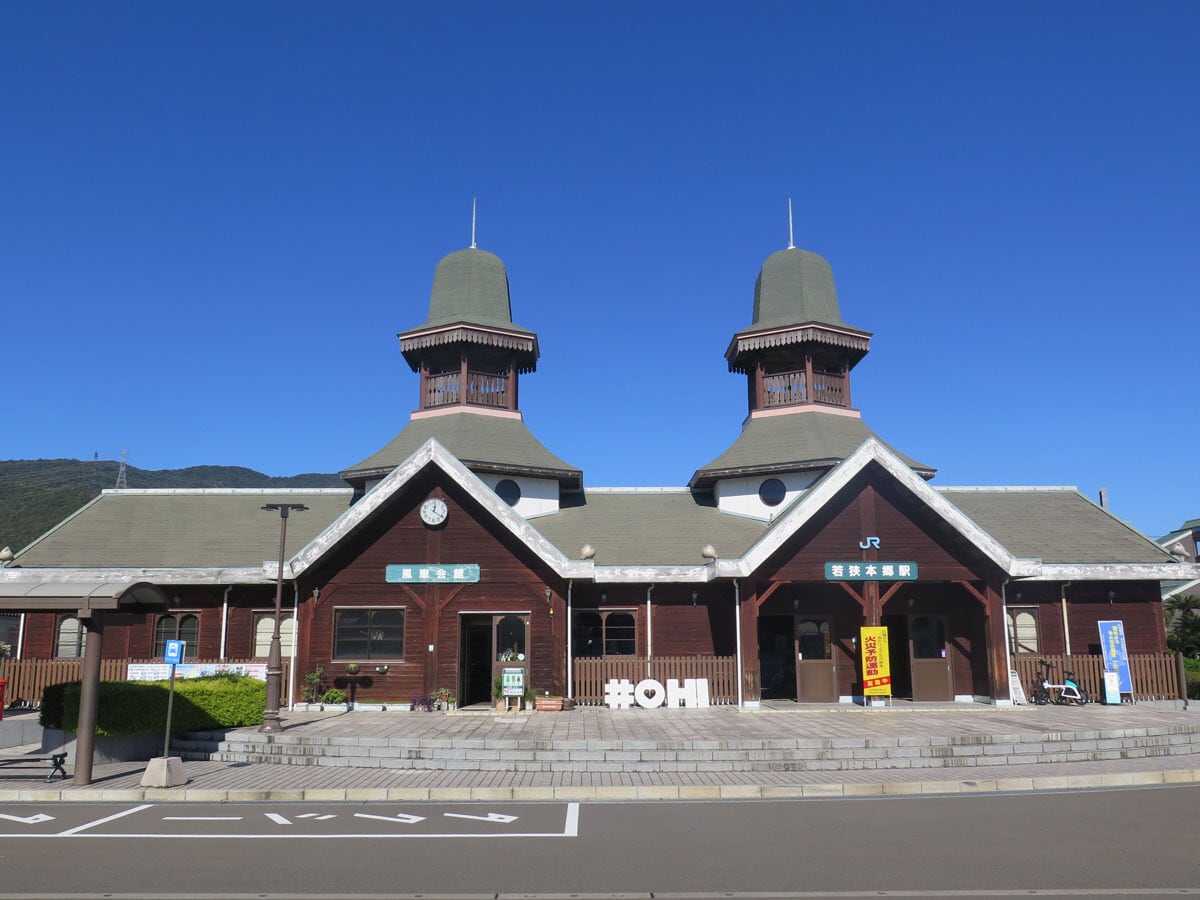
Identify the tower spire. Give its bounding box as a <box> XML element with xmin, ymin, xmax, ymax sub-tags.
<box><xmin>787</xmin><ymin>197</ymin><xmax>795</xmax><ymax>250</ymax></box>
<box><xmin>470</xmin><ymin>197</ymin><xmax>477</xmax><ymax>250</ymax></box>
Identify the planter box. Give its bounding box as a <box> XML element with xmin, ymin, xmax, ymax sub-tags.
<box><xmin>535</xmin><ymin>696</ymin><xmax>564</xmax><ymax>712</ymax></box>
<box><xmin>42</xmin><ymin>729</ymin><xmax>161</xmax><ymax>764</ymax></box>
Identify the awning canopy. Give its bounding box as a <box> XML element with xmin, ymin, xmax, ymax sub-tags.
<box><xmin>0</xmin><ymin>578</ymin><xmax>171</xmax><ymax>616</ymax></box>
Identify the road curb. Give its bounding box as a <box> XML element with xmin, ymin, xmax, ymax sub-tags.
<box><xmin>1</xmin><ymin>766</ymin><xmax>1198</xmax><ymax>803</ymax></box>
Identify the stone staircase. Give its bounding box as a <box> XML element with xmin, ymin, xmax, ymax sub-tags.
<box><xmin>171</xmin><ymin>720</ymin><xmax>1200</xmax><ymax>775</ymax></box>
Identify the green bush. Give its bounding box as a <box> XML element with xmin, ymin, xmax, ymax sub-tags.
<box><xmin>1185</xmin><ymin>658</ymin><xmax>1200</xmax><ymax>700</ymax></box>
<box><xmin>39</xmin><ymin>683</ymin><xmax>67</xmax><ymax>730</ymax></box>
<box><xmin>320</xmin><ymin>688</ymin><xmax>346</xmax><ymax>704</ymax></box>
<box><xmin>45</xmin><ymin>675</ymin><xmax>266</xmax><ymax>736</ymax></box>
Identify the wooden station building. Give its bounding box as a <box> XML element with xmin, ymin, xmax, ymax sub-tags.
<box><xmin>3</xmin><ymin>240</ymin><xmax>1195</xmax><ymax>709</ymax></box>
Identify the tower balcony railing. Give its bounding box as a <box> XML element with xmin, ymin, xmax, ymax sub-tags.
<box><xmin>761</xmin><ymin>369</ymin><xmax>848</xmax><ymax>409</ymax></box>
<box><xmin>425</xmin><ymin>370</ymin><xmax>510</xmax><ymax>409</ymax></box>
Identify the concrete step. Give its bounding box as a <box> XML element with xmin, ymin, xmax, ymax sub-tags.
<box><xmin>176</xmin><ymin>722</ymin><xmax>1200</xmax><ymax>773</ymax></box>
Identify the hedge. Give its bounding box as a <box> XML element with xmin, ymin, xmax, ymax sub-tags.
<box><xmin>40</xmin><ymin>674</ymin><xmax>265</xmax><ymax>736</ymax></box>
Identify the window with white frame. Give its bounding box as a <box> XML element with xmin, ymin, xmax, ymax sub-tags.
<box><xmin>55</xmin><ymin>616</ymin><xmax>87</xmax><ymax>658</ymax></box>
<box><xmin>1006</xmin><ymin>607</ymin><xmax>1040</xmax><ymax>654</ymax></box>
<box><xmin>153</xmin><ymin>613</ymin><xmax>199</xmax><ymax>657</ymax></box>
<box><xmin>333</xmin><ymin>607</ymin><xmax>405</xmax><ymax>660</ymax></box>
<box><xmin>253</xmin><ymin>613</ymin><xmax>296</xmax><ymax>658</ymax></box>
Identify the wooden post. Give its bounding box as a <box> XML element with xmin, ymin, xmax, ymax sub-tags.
<box><xmin>1177</xmin><ymin>652</ymin><xmax>1189</xmax><ymax>709</ymax></box>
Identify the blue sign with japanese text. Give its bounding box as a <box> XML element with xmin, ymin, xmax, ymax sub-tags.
<box><xmin>1098</xmin><ymin>620</ymin><xmax>1133</xmax><ymax>694</ymax></box>
<box><xmin>385</xmin><ymin>564</ymin><xmax>480</xmax><ymax>583</ymax></box>
<box><xmin>824</xmin><ymin>561</ymin><xmax>918</xmax><ymax>581</ymax></box>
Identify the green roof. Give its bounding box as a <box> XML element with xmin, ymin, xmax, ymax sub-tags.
<box><xmin>406</xmin><ymin>248</ymin><xmax>533</xmax><ymax>335</ymax></box>
<box><xmin>532</xmin><ymin>490</ymin><xmax>767</xmax><ymax>566</ymax></box>
<box><xmin>343</xmin><ymin>411</ymin><xmax>581</xmax><ymax>487</ymax></box>
<box><xmin>13</xmin><ymin>490</ymin><xmax>351</xmax><ymax>568</ymax></box>
<box><xmin>940</xmin><ymin>489</ymin><xmax>1175</xmax><ymax>565</ymax></box>
<box><xmin>744</xmin><ymin>247</ymin><xmax>863</xmax><ymax>333</ymax></box>
<box><xmin>691</xmin><ymin>413</ymin><xmax>935</xmax><ymax>488</ymax></box>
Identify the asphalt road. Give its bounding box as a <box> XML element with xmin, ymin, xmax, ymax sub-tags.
<box><xmin>0</xmin><ymin>786</ymin><xmax>1196</xmax><ymax>898</ymax></box>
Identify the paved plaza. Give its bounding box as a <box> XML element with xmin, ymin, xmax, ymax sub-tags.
<box><xmin>0</xmin><ymin>702</ymin><xmax>1197</xmax><ymax>802</ymax></box>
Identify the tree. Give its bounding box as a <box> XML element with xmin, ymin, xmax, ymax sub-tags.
<box><xmin>1165</xmin><ymin>593</ymin><xmax>1200</xmax><ymax>658</ymax></box>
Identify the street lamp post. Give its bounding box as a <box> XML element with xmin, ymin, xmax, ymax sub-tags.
<box><xmin>260</xmin><ymin>503</ymin><xmax>307</xmax><ymax>733</ymax></box>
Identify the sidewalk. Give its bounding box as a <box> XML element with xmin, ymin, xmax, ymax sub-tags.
<box><xmin>1</xmin><ymin>702</ymin><xmax>1197</xmax><ymax>803</ymax></box>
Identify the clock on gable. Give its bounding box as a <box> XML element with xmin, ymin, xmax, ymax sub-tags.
<box><xmin>419</xmin><ymin>497</ymin><xmax>448</xmax><ymax>527</ymax></box>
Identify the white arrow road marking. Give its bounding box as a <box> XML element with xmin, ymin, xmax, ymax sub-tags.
<box><xmin>443</xmin><ymin>812</ymin><xmax>518</xmax><ymax>824</ymax></box>
<box><xmin>0</xmin><ymin>813</ymin><xmax>54</xmax><ymax>824</ymax></box>
<box><xmin>353</xmin><ymin>812</ymin><xmax>426</xmax><ymax>825</ymax></box>
<box><xmin>265</xmin><ymin>813</ymin><xmax>291</xmax><ymax>825</ymax></box>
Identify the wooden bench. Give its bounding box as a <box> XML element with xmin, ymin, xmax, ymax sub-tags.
<box><xmin>0</xmin><ymin>752</ymin><xmax>69</xmax><ymax>783</ymax></box>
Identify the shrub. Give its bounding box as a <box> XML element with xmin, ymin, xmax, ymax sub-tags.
<box><xmin>320</xmin><ymin>688</ymin><xmax>347</xmax><ymax>704</ymax></box>
<box><xmin>1184</xmin><ymin>658</ymin><xmax>1200</xmax><ymax>700</ymax></box>
<box><xmin>39</xmin><ymin>683</ymin><xmax>67</xmax><ymax>730</ymax></box>
<box><xmin>47</xmin><ymin>675</ymin><xmax>266</xmax><ymax>736</ymax></box>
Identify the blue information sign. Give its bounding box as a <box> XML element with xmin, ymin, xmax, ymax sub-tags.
<box><xmin>1098</xmin><ymin>620</ymin><xmax>1133</xmax><ymax>694</ymax></box>
<box><xmin>163</xmin><ymin>639</ymin><xmax>186</xmax><ymax>666</ymax></box>
<box><xmin>824</xmin><ymin>561</ymin><xmax>918</xmax><ymax>581</ymax></box>
<box><xmin>386</xmin><ymin>564</ymin><xmax>480</xmax><ymax>583</ymax></box>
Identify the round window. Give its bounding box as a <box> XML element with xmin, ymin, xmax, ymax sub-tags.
<box><xmin>496</xmin><ymin>479</ymin><xmax>522</xmax><ymax>506</ymax></box>
<box><xmin>758</xmin><ymin>478</ymin><xmax>786</xmax><ymax>507</ymax></box>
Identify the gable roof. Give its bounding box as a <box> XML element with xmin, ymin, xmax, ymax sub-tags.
<box><xmin>5</xmin><ymin>439</ymin><xmax>1197</xmax><ymax>594</ymax></box>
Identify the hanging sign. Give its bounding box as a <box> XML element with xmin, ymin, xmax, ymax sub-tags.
<box><xmin>1098</xmin><ymin>620</ymin><xmax>1133</xmax><ymax>694</ymax></box>
<box><xmin>385</xmin><ymin>564</ymin><xmax>480</xmax><ymax>583</ymax></box>
<box><xmin>825</xmin><ymin>562</ymin><xmax>918</xmax><ymax>581</ymax></box>
<box><xmin>860</xmin><ymin>626</ymin><xmax>892</xmax><ymax>696</ymax></box>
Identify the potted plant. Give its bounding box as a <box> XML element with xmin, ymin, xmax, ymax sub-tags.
<box><xmin>320</xmin><ymin>687</ymin><xmax>348</xmax><ymax>711</ymax></box>
<box><xmin>523</xmin><ymin>685</ymin><xmax>537</xmax><ymax>712</ymax></box>
<box><xmin>492</xmin><ymin>676</ymin><xmax>507</xmax><ymax>712</ymax></box>
<box><xmin>535</xmin><ymin>691</ymin><xmax>564</xmax><ymax>712</ymax></box>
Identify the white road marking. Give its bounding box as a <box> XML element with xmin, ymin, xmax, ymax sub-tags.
<box><xmin>265</xmin><ymin>813</ymin><xmax>291</xmax><ymax>825</ymax></box>
<box><xmin>0</xmin><ymin>813</ymin><xmax>54</xmax><ymax>824</ymax></box>
<box><xmin>564</xmin><ymin>801</ymin><xmax>580</xmax><ymax>836</ymax></box>
<box><xmin>354</xmin><ymin>812</ymin><xmax>426</xmax><ymax>824</ymax></box>
<box><xmin>162</xmin><ymin>816</ymin><xmax>243</xmax><ymax>821</ymax></box>
<box><xmin>443</xmin><ymin>811</ymin><xmax>517</xmax><ymax>823</ymax></box>
<box><xmin>57</xmin><ymin>803</ymin><xmax>152</xmax><ymax>836</ymax></box>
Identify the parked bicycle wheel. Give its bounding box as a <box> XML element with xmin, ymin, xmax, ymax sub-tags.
<box><xmin>1030</xmin><ymin>687</ymin><xmax>1051</xmax><ymax>705</ymax></box>
<box><xmin>1075</xmin><ymin>689</ymin><xmax>1089</xmax><ymax>705</ymax></box>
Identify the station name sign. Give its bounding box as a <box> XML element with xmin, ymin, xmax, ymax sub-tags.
<box><xmin>385</xmin><ymin>564</ymin><xmax>480</xmax><ymax>584</ymax></box>
<box><xmin>824</xmin><ymin>561</ymin><xmax>918</xmax><ymax>581</ymax></box>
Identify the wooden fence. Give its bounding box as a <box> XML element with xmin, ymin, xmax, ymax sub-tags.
<box><xmin>0</xmin><ymin>658</ymin><xmax>291</xmax><ymax>708</ymax></box>
<box><xmin>572</xmin><ymin>655</ymin><xmax>738</xmax><ymax>706</ymax></box>
<box><xmin>1013</xmin><ymin>653</ymin><xmax>1183</xmax><ymax>702</ymax></box>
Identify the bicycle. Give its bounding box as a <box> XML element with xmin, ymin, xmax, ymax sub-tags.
<box><xmin>1029</xmin><ymin>659</ymin><xmax>1089</xmax><ymax>705</ymax></box>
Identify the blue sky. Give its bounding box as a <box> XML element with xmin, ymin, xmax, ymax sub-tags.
<box><xmin>3</xmin><ymin>2</ymin><xmax>1197</xmax><ymax>539</ymax></box>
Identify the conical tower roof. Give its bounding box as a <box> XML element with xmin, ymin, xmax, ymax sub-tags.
<box><xmin>749</xmin><ymin>247</ymin><xmax>849</xmax><ymax>331</ymax></box>
<box><xmin>415</xmin><ymin>248</ymin><xmax>533</xmax><ymax>334</ymax></box>
<box><xmin>399</xmin><ymin>247</ymin><xmax>538</xmax><ymax>373</ymax></box>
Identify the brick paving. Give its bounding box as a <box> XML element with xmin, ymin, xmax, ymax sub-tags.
<box><xmin>1</xmin><ymin>701</ymin><xmax>1197</xmax><ymax>802</ymax></box>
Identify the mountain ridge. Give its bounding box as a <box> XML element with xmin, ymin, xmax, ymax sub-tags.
<box><xmin>0</xmin><ymin>458</ymin><xmax>344</xmax><ymax>553</ymax></box>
